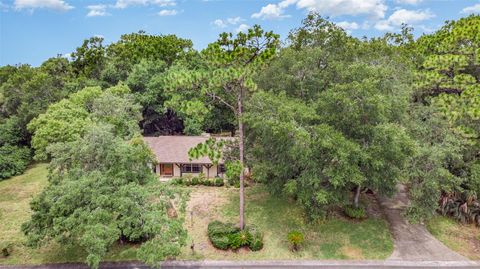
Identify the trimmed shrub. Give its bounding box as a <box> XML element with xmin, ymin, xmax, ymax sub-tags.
<box><xmin>287</xmin><ymin>230</ymin><xmax>304</xmax><ymax>251</ymax></box>
<box><xmin>344</xmin><ymin>205</ymin><xmax>367</xmax><ymax>219</ymax></box>
<box><xmin>207</xmin><ymin>221</ymin><xmax>263</xmax><ymax>251</ymax></box>
<box><xmin>171</xmin><ymin>176</ymin><xmax>225</xmax><ymax>187</ymax></box>
<box><xmin>207</xmin><ymin>221</ymin><xmax>239</xmax><ymax>237</ymax></box>
<box><xmin>210</xmin><ymin>234</ymin><xmax>230</xmax><ymax>250</ymax></box>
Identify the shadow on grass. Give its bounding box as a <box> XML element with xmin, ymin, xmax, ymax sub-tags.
<box><xmin>222</xmin><ymin>184</ymin><xmax>393</xmax><ymax>259</ymax></box>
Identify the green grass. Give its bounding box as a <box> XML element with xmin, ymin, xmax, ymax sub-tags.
<box><xmin>0</xmin><ymin>164</ymin><xmax>138</xmax><ymax>265</ymax></box>
<box><xmin>179</xmin><ymin>185</ymin><xmax>393</xmax><ymax>260</ymax></box>
<box><xmin>427</xmin><ymin>216</ymin><xmax>480</xmax><ymax>260</ymax></box>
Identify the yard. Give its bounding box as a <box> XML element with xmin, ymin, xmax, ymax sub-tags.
<box><xmin>2</xmin><ymin>165</ymin><xmax>392</xmax><ymax>265</ymax></box>
<box><xmin>179</xmin><ymin>185</ymin><xmax>394</xmax><ymax>260</ymax></box>
<box><xmin>427</xmin><ymin>216</ymin><xmax>480</xmax><ymax>260</ymax></box>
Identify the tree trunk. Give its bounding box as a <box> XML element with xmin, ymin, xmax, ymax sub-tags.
<box><xmin>354</xmin><ymin>185</ymin><xmax>361</xmax><ymax>208</ymax></box>
<box><xmin>238</xmin><ymin>88</ymin><xmax>245</xmax><ymax>230</ymax></box>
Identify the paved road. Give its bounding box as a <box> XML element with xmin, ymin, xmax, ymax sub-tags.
<box><xmin>379</xmin><ymin>185</ymin><xmax>468</xmax><ymax>261</ymax></box>
<box><xmin>1</xmin><ymin>260</ymin><xmax>480</xmax><ymax>269</ymax></box>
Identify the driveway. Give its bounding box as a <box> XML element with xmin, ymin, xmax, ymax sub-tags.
<box><xmin>379</xmin><ymin>185</ymin><xmax>468</xmax><ymax>261</ymax></box>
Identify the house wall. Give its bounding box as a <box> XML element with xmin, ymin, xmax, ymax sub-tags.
<box><xmin>155</xmin><ymin>163</ymin><xmax>225</xmax><ymax>179</ymax></box>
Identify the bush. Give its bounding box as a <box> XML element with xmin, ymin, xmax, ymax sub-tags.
<box><xmin>207</xmin><ymin>221</ymin><xmax>263</xmax><ymax>251</ymax></box>
<box><xmin>170</xmin><ymin>176</ymin><xmax>225</xmax><ymax>187</ymax></box>
<box><xmin>287</xmin><ymin>230</ymin><xmax>304</xmax><ymax>251</ymax></box>
<box><xmin>214</xmin><ymin>177</ymin><xmax>224</xmax><ymax>187</ymax></box>
<box><xmin>207</xmin><ymin>220</ymin><xmax>239</xmax><ymax>237</ymax></box>
<box><xmin>210</xmin><ymin>234</ymin><xmax>230</xmax><ymax>250</ymax></box>
<box><xmin>0</xmin><ymin>145</ymin><xmax>31</xmax><ymax>180</ymax></box>
<box><xmin>344</xmin><ymin>205</ymin><xmax>367</xmax><ymax>219</ymax></box>
<box><xmin>191</xmin><ymin>177</ymin><xmax>200</xmax><ymax>185</ymax></box>
<box><xmin>229</xmin><ymin>230</ymin><xmax>252</xmax><ymax>250</ymax></box>
<box><xmin>249</xmin><ymin>236</ymin><xmax>264</xmax><ymax>251</ymax></box>
<box><xmin>248</xmin><ymin>226</ymin><xmax>264</xmax><ymax>251</ymax></box>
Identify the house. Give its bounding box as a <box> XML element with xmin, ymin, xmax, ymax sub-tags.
<box><xmin>143</xmin><ymin>135</ymin><xmax>234</xmax><ymax>179</ymax></box>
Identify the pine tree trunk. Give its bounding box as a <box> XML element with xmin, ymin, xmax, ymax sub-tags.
<box><xmin>238</xmin><ymin>88</ymin><xmax>245</xmax><ymax>230</ymax></box>
<box><xmin>354</xmin><ymin>185</ymin><xmax>361</xmax><ymax>208</ymax></box>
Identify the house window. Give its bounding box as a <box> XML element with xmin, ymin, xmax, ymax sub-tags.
<box><xmin>218</xmin><ymin>164</ymin><xmax>226</xmax><ymax>173</ymax></box>
<box><xmin>182</xmin><ymin>164</ymin><xmax>202</xmax><ymax>173</ymax></box>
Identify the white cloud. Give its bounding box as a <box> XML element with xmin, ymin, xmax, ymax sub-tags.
<box><xmin>213</xmin><ymin>16</ymin><xmax>243</xmax><ymax>28</ymax></box>
<box><xmin>236</xmin><ymin>24</ymin><xmax>250</xmax><ymax>33</ymax></box>
<box><xmin>462</xmin><ymin>3</ymin><xmax>480</xmax><ymax>14</ymax></box>
<box><xmin>374</xmin><ymin>20</ymin><xmax>394</xmax><ymax>31</ymax></box>
<box><xmin>114</xmin><ymin>0</ymin><xmax>175</xmax><ymax>9</ymax></box>
<box><xmin>336</xmin><ymin>21</ymin><xmax>359</xmax><ymax>31</ymax></box>
<box><xmin>395</xmin><ymin>0</ymin><xmax>422</xmax><ymax>4</ymax></box>
<box><xmin>158</xmin><ymin>8</ymin><xmax>177</xmax><ymax>16</ymax></box>
<box><xmin>14</xmin><ymin>0</ymin><xmax>73</xmax><ymax>11</ymax></box>
<box><xmin>213</xmin><ymin>19</ymin><xmax>227</xmax><ymax>28</ymax></box>
<box><xmin>251</xmin><ymin>3</ymin><xmax>290</xmax><ymax>20</ymax></box>
<box><xmin>295</xmin><ymin>0</ymin><xmax>387</xmax><ymax>19</ymax></box>
<box><xmin>375</xmin><ymin>8</ymin><xmax>434</xmax><ymax>31</ymax></box>
<box><xmin>252</xmin><ymin>0</ymin><xmax>387</xmax><ymax>21</ymax></box>
<box><xmin>86</xmin><ymin>4</ymin><xmax>109</xmax><ymax>17</ymax></box>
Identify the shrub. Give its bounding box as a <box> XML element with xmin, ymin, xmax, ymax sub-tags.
<box><xmin>170</xmin><ymin>176</ymin><xmax>225</xmax><ymax>187</ymax></box>
<box><xmin>214</xmin><ymin>177</ymin><xmax>224</xmax><ymax>187</ymax></box>
<box><xmin>248</xmin><ymin>226</ymin><xmax>264</xmax><ymax>251</ymax></box>
<box><xmin>229</xmin><ymin>230</ymin><xmax>252</xmax><ymax>250</ymax></box>
<box><xmin>249</xmin><ymin>236</ymin><xmax>264</xmax><ymax>251</ymax></box>
<box><xmin>287</xmin><ymin>230</ymin><xmax>304</xmax><ymax>251</ymax></box>
<box><xmin>207</xmin><ymin>221</ymin><xmax>263</xmax><ymax>251</ymax></box>
<box><xmin>210</xmin><ymin>234</ymin><xmax>230</xmax><ymax>250</ymax></box>
<box><xmin>344</xmin><ymin>205</ymin><xmax>367</xmax><ymax>219</ymax></box>
<box><xmin>191</xmin><ymin>177</ymin><xmax>200</xmax><ymax>185</ymax></box>
<box><xmin>0</xmin><ymin>145</ymin><xmax>31</xmax><ymax>180</ymax></box>
<box><xmin>207</xmin><ymin>220</ymin><xmax>239</xmax><ymax>237</ymax></box>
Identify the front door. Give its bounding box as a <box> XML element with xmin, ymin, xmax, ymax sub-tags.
<box><xmin>161</xmin><ymin>164</ymin><xmax>173</xmax><ymax>176</ymax></box>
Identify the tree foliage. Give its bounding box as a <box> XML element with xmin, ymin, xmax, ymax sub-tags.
<box><xmin>28</xmin><ymin>84</ymin><xmax>141</xmax><ymax>160</ymax></box>
<box><xmin>22</xmin><ymin>125</ymin><xmax>187</xmax><ymax>268</ymax></box>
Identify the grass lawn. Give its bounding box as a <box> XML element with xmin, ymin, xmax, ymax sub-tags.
<box><xmin>0</xmin><ymin>164</ymin><xmax>137</xmax><ymax>265</ymax></box>
<box><xmin>427</xmin><ymin>216</ymin><xmax>480</xmax><ymax>260</ymax></box>
<box><xmin>179</xmin><ymin>185</ymin><xmax>393</xmax><ymax>260</ymax></box>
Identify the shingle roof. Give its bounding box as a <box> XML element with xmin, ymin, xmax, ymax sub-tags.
<box><xmin>143</xmin><ymin>135</ymin><xmax>235</xmax><ymax>164</ymax></box>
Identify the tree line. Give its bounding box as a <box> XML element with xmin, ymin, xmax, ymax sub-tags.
<box><xmin>0</xmin><ymin>13</ymin><xmax>478</xmax><ymax>268</ymax></box>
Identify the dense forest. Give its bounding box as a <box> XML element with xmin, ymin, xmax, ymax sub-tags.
<box><xmin>0</xmin><ymin>13</ymin><xmax>479</xmax><ymax>268</ymax></box>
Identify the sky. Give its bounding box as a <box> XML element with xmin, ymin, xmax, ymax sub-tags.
<box><xmin>1</xmin><ymin>0</ymin><xmax>479</xmax><ymax>66</ymax></box>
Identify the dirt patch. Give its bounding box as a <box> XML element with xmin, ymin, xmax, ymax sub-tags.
<box><xmin>341</xmin><ymin>246</ymin><xmax>364</xmax><ymax>259</ymax></box>
<box><xmin>182</xmin><ymin>186</ymin><xmax>237</xmax><ymax>257</ymax></box>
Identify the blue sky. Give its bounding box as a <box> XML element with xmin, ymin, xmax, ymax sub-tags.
<box><xmin>1</xmin><ymin>0</ymin><xmax>479</xmax><ymax>66</ymax></box>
